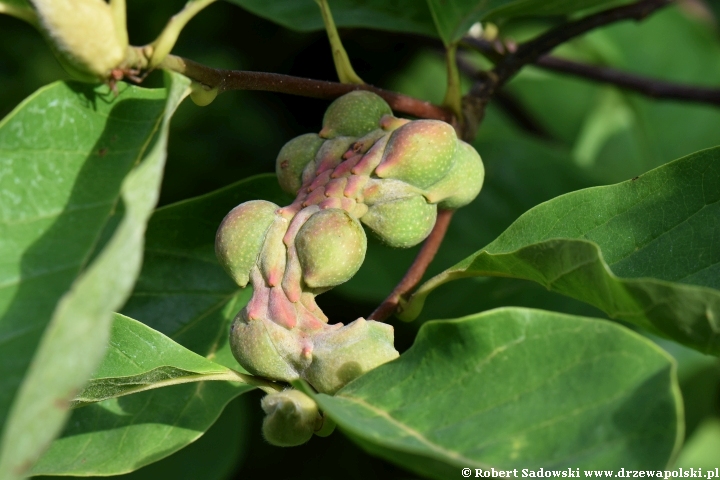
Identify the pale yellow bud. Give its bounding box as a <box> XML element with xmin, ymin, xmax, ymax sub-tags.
<box><xmin>31</xmin><ymin>0</ymin><xmax>127</xmax><ymax>82</ymax></box>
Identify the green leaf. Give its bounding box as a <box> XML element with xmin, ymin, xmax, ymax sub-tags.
<box><xmin>225</xmin><ymin>0</ymin><xmax>437</xmax><ymax>37</ymax></box>
<box><xmin>0</xmin><ymin>73</ymin><xmax>190</xmax><ymax>480</ymax></box>
<box><xmin>31</xmin><ymin>382</ymin><xmax>247</xmax><ymax>477</ymax></box>
<box><xmin>402</xmin><ymin>148</ymin><xmax>720</xmax><ymax>355</ymax></box>
<box><xmin>107</xmin><ymin>395</ymin><xmax>251</xmax><ymax>480</ymax></box>
<box><xmin>427</xmin><ymin>0</ymin><xmax>624</xmax><ymax>45</ymax></box>
<box><xmin>33</xmin><ymin>175</ymin><xmax>290</xmax><ymax>476</ymax></box>
<box><xmin>32</xmin><ymin>396</ymin><xmax>251</xmax><ymax>480</ymax></box>
<box><xmin>31</xmin><ymin>314</ymin><xmax>256</xmax><ymax>476</ymax></box>
<box><xmin>73</xmin><ymin>313</ymin><xmax>252</xmax><ymax>407</ymax></box>
<box><xmin>314</xmin><ymin>308</ymin><xmax>682</xmax><ymax>477</ymax></box>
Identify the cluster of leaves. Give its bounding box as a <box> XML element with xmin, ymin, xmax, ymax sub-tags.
<box><xmin>1</xmin><ymin>0</ymin><xmax>719</xmax><ymax>479</ymax></box>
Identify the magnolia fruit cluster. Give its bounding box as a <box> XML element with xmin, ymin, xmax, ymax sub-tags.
<box><xmin>216</xmin><ymin>91</ymin><xmax>484</xmax><ymax>445</ymax></box>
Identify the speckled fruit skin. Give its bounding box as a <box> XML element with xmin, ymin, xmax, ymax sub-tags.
<box><xmin>425</xmin><ymin>140</ymin><xmax>485</xmax><ymax>209</ymax></box>
<box><xmin>276</xmin><ymin>133</ymin><xmax>325</xmax><ymax>195</ymax></box>
<box><xmin>320</xmin><ymin>91</ymin><xmax>393</xmax><ymax>139</ymax></box>
<box><xmin>360</xmin><ymin>195</ymin><xmax>437</xmax><ymax>248</ymax></box>
<box><xmin>374</xmin><ymin>120</ymin><xmax>457</xmax><ymax>189</ymax></box>
<box><xmin>32</xmin><ymin>0</ymin><xmax>127</xmax><ymax>82</ymax></box>
<box><xmin>215</xmin><ymin>200</ymin><xmax>278</xmax><ymax>287</ymax></box>
<box><xmin>360</xmin><ymin>178</ymin><xmax>423</xmax><ymax>205</ymax></box>
<box><xmin>229</xmin><ymin>308</ymin><xmax>302</xmax><ymax>381</ymax></box>
<box><xmin>295</xmin><ymin>209</ymin><xmax>367</xmax><ymax>288</ymax></box>
<box><xmin>303</xmin><ymin>318</ymin><xmax>399</xmax><ymax>394</ymax></box>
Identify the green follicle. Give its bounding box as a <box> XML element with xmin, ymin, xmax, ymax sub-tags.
<box><xmin>361</xmin><ymin>195</ymin><xmax>437</xmax><ymax>248</ymax></box>
<box><xmin>295</xmin><ymin>209</ymin><xmax>367</xmax><ymax>288</ymax></box>
<box><xmin>215</xmin><ymin>200</ymin><xmax>278</xmax><ymax>287</ymax></box>
<box><xmin>349</xmin><ymin>201</ymin><xmax>368</xmax><ymax>218</ymax></box>
<box><xmin>320</xmin><ymin>91</ymin><xmax>392</xmax><ymax>139</ymax></box>
<box><xmin>304</xmin><ymin>318</ymin><xmax>399</xmax><ymax>395</ymax></box>
<box><xmin>230</xmin><ymin>299</ymin><xmax>300</xmax><ymax>381</ymax></box>
<box><xmin>276</xmin><ymin>133</ymin><xmax>325</xmax><ymax>194</ymax></box>
<box><xmin>425</xmin><ymin>140</ymin><xmax>485</xmax><ymax>209</ymax></box>
<box><xmin>361</xmin><ymin>178</ymin><xmax>424</xmax><ymax>205</ymax></box>
<box><xmin>375</xmin><ymin>120</ymin><xmax>457</xmax><ymax>189</ymax></box>
<box><xmin>261</xmin><ymin>389</ymin><xmax>321</xmax><ymax>447</ymax></box>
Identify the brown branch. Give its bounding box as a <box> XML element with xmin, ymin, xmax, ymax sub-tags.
<box><xmin>159</xmin><ymin>55</ymin><xmax>454</xmax><ymax>123</ymax></box>
<box><xmin>368</xmin><ymin>209</ymin><xmax>454</xmax><ymax>322</ymax></box>
<box><xmin>535</xmin><ymin>55</ymin><xmax>720</xmax><ymax>106</ymax></box>
<box><xmin>462</xmin><ymin>0</ymin><xmax>673</xmax><ymax>138</ymax></box>
<box><xmin>462</xmin><ymin>36</ymin><xmax>720</xmax><ymax>107</ymax></box>
<box><xmin>493</xmin><ymin>0</ymin><xmax>672</xmax><ymax>83</ymax></box>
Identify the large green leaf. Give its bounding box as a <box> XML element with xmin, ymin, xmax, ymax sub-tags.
<box><xmin>225</xmin><ymin>0</ymin><xmax>437</xmax><ymax>37</ymax></box>
<box><xmin>39</xmin><ymin>315</ymin><xmax>255</xmax><ymax>480</ymax></box>
<box><xmin>31</xmin><ymin>382</ymin><xmax>246</xmax><ymax>477</ymax></box>
<box><xmin>0</xmin><ymin>73</ymin><xmax>190</xmax><ymax>480</ymax></box>
<box><xmin>428</xmin><ymin>0</ymin><xmax>624</xmax><ymax>45</ymax></box>
<box><xmin>110</xmin><ymin>395</ymin><xmax>251</xmax><ymax>480</ymax></box>
<box><xmin>73</xmin><ymin>313</ymin><xmax>253</xmax><ymax>407</ymax></box>
<box><xmin>401</xmin><ymin>148</ymin><xmax>720</xmax><ymax>354</ymax></box>
<box><xmin>33</xmin><ymin>175</ymin><xmax>289</xmax><ymax>476</ymax></box>
<box><xmin>312</xmin><ymin>308</ymin><xmax>682</xmax><ymax>477</ymax></box>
